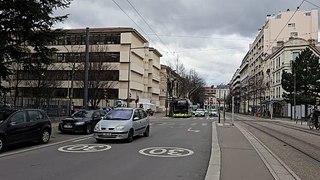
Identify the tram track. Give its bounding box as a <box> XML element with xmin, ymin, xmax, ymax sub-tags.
<box><xmin>268</xmin><ymin>121</ymin><xmax>320</xmax><ymax>136</ymax></box>
<box><xmin>241</xmin><ymin>121</ymin><xmax>320</xmax><ymax>164</ymax></box>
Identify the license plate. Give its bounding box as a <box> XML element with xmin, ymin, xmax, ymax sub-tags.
<box><xmin>102</xmin><ymin>133</ymin><xmax>112</xmax><ymax>136</ymax></box>
<box><xmin>64</xmin><ymin>124</ymin><xmax>72</xmax><ymax>128</ymax></box>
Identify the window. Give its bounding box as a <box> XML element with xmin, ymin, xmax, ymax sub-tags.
<box><xmin>134</xmin><ymin>110</ymin><xmax>140</xmax><ymax>120</ymax></box>
<box><xmin>288</xmin><ymin>23</ymin><xmax>295</xmax><ymax>28</ymax></box>
<box><xmin>28</xmin><ymin>110</ymin><xmax>43</xmax><ymax>122</ymax></box>
<box><xmin>305</xmin><ymin>12</ymin><xmax>311</xmax><ymax>16</ymax></box>
<box><xmin>290</xmin><ymin>32</ymin><xmax>298</xmax><ymax>37</ymax></box>
<box><xmin>10</xmin><ymin>111</ymin><xmax>26</xmax><ymax>124</ymax></box>
<box><xmin>292</xmin><ymin>52</ymin><xmax>299</xmax><ymax>61</ymax></box>
<box><xmin>276</xmin><ymin>14</ymin><xmax>282</xmax><ymax>19</ymax></box>
<box><xmin>139</xmin><ymin>109</ymin><xmax>147</xmax><ymax>118</ymax></box>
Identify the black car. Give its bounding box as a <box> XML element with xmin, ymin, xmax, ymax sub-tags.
<box><xmin>59</xmin><ymin>109</ymin><xmax>105</xmax><ymax>134</ymax></box>
<box><xmin>0</xmin><ymin>108</ymin><xmax>52</xmax><ymax>152</ymax></box>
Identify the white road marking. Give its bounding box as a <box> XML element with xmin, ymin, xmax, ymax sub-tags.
<box><xmin>58</xmin><ymin>144</ymin><xmax>111</xmax><ymax>153</ymax></box>
<box><xmin>159</xmin><ymin>122</ymin><xmax>167</xmax><ymax>125</ymax></box>
<box><xmin>0</xmin><ymin>135</ymin><xmax>92</xmax><ymax>158</ymax></box>
<box><xmin>190</xmin><ymin>123</ymin><xmax>197</xmax><ymax>126</ymax></box>
<box><xmin>187</xmin><ymin>127</ymin><xmax>200</xmax><ymax>133</ymax></box>
<box><xmin>139</xmin><ymin>147</ymin><xmax>194</xmax><ymax>158</ymax></box>
<box><xmin>202</xmin><ymin>123</ymin><xmax>208</xmax><ymax>126</ymax></box>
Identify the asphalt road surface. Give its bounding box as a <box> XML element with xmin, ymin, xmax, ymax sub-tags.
<box><xmin>0</xmin><ymin>116</ymin><xmax>215</xmax><ymax>180</ymax></box>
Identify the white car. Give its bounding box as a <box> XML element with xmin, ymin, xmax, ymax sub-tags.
<box><xmin>194</xmin><ymin>109</ymin><xmax>206</xmax><ymax>117</ymax></box>
<box><xmin>209</xmin><ymin>109</ymin><xmax>218</xmax><ymax>117</ymax></box>
<box><xmin>93</xmin><ymin>108</ymin><xmax>149</xmax><ymax>143</ymax></box>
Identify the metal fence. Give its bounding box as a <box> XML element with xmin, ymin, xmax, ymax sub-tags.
<box><xmin>2</xmin><ymin>97</ymin><xmax>70</xmax><ymax>117</ymax></box>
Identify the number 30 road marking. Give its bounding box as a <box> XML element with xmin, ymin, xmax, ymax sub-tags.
<box><xmin>139</xmin><ymin>147</ymin><xmax>194</xmax><ymax>157</ymax></box>
<box><xmin>58</xmin><ymin>144</ymin><xmax>111</xmax><ymax>153</ymax></box>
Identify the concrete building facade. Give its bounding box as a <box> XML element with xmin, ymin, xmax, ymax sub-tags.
<box><xmin>9</xmin><ymin>27</ymin><xmax>162</xmax><ymax>110</ymax></box>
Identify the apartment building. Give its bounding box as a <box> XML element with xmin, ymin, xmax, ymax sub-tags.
<box><xmin>230</xmin><ymin>9</ymin><xmax>318</xmax><ymax>115</ymax></box>
<box><xmin>9</xmin><ymin>27</ymin><xmax>162</xmax><ymax>110</ymax></box>
<box><xmin>159</xmin><ymin>65</ymin><xmax>180</xmax><ymax>113</ymax></box>
<box><xmin>262</xmin><ymin>38</ymin><xmax>320</xmax><ymax>117</ymax></box>
<box><xmin>229</xmin><ymin>69</ymin><xmax>240</xmax><ymax>113</ymax></box>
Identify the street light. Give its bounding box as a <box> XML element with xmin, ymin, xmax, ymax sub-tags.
<box><xmin>127</xmin><ymin>45</ymin><xmax>148</xmax><ymax>107</ymax></box>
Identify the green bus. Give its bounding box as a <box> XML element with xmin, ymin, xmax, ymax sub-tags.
<box><xmin>172</xmin><ymin>98</ymin><xmax>193</xmax><ymax>118</ymax></box>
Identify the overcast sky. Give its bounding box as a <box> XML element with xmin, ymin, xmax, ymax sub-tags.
<box><xmin>55</xmin><ymin>0</ymin><xmax>320</xmax><ymax>87</ymax></box>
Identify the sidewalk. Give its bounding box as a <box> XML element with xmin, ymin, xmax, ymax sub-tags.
<box><xmin>211</xmin><ymin>122</ymin><xmax>274</xmax><ymax>180</ymax></box>
<box><xmin>211</xmin><ymin>113</ymin><xmax>301</xmax><ymax>180</ymax></box>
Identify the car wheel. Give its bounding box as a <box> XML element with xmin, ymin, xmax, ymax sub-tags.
<box><xmin>0</xmin><ymin>137</ymin><xmax>5</xmax><ymax>152</ymax></box>
<box><xmin>39</xmin><ymin>129</ymin><xmax>51</xmax><ymax>144</ymax></box>
<box><xmin>143</xmin><ymin>126</ymin><xmax>150</xmax><ymax>137</ymax></box>
<box><xmin>86</xmin><ymin>124</ymin><xmax>92</xmax><ymax>134</ymax></box>
<box><xmin>126</xmin><ymin>129</ymin><xmax>134</xmax><ymax>143</ymax></box>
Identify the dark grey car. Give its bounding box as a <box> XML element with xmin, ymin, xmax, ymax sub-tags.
<box><xmin>0</xmin><ymin>108</ymin><xmax>52</xmax><ymax>152</ymax></box>
<box><xmin>59</xmin><ymin>109</ymin><xmax>105</xmax><ymax>134</ymax></box>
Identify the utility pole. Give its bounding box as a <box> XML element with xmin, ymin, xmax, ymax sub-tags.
<box><xmin>218</xmin><ymin>100</ymin><xmax>221</xmax><ymax>123</ymax></box>
<box><xmin>232</xmin><ymin>96</ymin><xmax>234</xmax><ymax>125</ymax></box>
<box><xmin>83</xmin><ymin>27</ymin><xmax>89</xmax><ymax>109</ymax></box>
<box><xmin>223</xmin><ymin>91</ymin><xmax>226</xmax><ymax>123</ymax></box>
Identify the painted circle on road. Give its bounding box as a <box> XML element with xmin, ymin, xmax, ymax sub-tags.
<box><xmin>58</xmin><ymin>144</ymin><xmax>111</xmax><ymax>153</ymax></box>
<box><xmin>139</xmin><ymin>147</ymin><xmax>194</xmax><ymax>157</ymax></box>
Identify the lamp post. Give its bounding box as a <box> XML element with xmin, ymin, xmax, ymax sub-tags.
<box><xmin>83</xmin><ymin>27</ymin><xmax>89</xmax><ymax>110</ymax></box>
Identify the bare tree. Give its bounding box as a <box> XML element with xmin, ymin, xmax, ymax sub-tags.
<box><xmin>75</xmin><ymin>45</ymin><xmax>118</xmax><ymax>108</ymax></box>
<box><xmin>24</xmin><ymin>64</ymin><xmax>65</xmax><ymax>107</ymax></box>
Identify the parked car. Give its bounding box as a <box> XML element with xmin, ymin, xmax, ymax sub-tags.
<box><xmin>194</xmin><ymin>109</ymin><xmax>206</xmax><ymax>117</ymax></box>
<box><xmin>209</xmin><ymin>109</ymin><xmax>218</xmax><ymax>117</ymax></box>
<box><xmin>0</xmin><ymin>108</ymin><xmax>52</xmax><ymax>152</ymax></box>
<box><xmin>93</xmin><ymin>108</ymin><xmax>149</xmax><ymax>143</ymax></box>
<box><xmin>59</xmin><ymin>109</ymin><xmax>105</xmax><ymax>134</ymax></box>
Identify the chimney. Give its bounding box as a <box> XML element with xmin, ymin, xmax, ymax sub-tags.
<box><xmin>308</xmin><ymin>39</ymin><xmax>316</xmax><ymax>46</ymax></box>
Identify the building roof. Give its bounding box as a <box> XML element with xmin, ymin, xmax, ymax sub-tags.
<box><xmin>149</xmin><ymin>47</ymin><xmax>162</xmax><ymax>57</ymax></box>
<box><xmin>62</xmin><ymin>27</ymin><xmax>149</xmax><ymax>43</ymax></box>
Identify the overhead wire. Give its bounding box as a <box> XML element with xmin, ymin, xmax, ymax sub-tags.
<box><xmin>265</xmin><ymin>0</ymin><xmax>306</xmax><ymax>54</ymax></box>
<box><xmin>111</xmin><ymin>0</ymin><xmax>176</xmax><ymax>62</ymax></box>
<box><xmin>305</xmin><ymin>0</ymin><xmax>320</xmax><ymax>8</ymax></box>
<box><xmin>126</xmin><ymin>0</ymin><xmax>177</xmax><ymax>59</ymax></box>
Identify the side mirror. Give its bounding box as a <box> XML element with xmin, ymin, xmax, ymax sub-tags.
<box><xmin>10</xmin><ymin>122</ymin><xmax>17</xmax><ymax>126</ymax></box>
<box><xmin>93</xmin><ymin>114</ymin><xmax>99</xmax><ymax>118</ymax></box>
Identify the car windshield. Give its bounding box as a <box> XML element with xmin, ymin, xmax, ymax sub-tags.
<box><xmin>104</xmin><ymin>109</ymin><xmax>132</xmax><ymax>120</ymax></box>
<box><xmin>72</xmin><ymin>110</ymin><xmax>93</xmax><ymax>118</ymax></box>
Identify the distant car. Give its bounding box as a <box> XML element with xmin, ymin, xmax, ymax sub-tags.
<box><xmin>0</xmin><ymin>108</ymin><xmax>52</xmax><ymax>152</ymax></box>
<box><xmin>93</xmin><ymin>108</ymin><xmax>149</xmax><ymax>143</ymax></box>
<box><xmin>194</xmin><ymin>109</ymin><xmax>206</xmax><ymax>117</ymax></box>
<box><xmin>209</xmin><ymin>109</ymin><xmax>218</xmax><ymax>117</ymax></box>
<box><xmin>59</xmin><ymin>109</ymin><xmax>105</xmax><ymax>134</ymax></box>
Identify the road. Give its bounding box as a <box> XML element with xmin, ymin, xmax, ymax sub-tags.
<box><xmin>0</xmin><ymin>116</ymin><xmax>215</xmax><ymax>180</ymax></box>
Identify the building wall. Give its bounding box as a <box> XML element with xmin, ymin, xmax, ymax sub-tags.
<box><xmin>233</xmin><ymin>9</ymin><xmax>318</xmax><ymax>115</ymax></box>
<box><xmin>9</xmin><ymin>27</ymin><xmax>162</xmax><ymax>109</ymax></box>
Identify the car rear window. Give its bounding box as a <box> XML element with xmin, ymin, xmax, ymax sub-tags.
<box><xmin>73</xmin><ymin>110</ymin><xmax>93</xmax><ymax>118</ymax></box>
<box><xmin>105</xmin><ymin>109</ymin><xmax>133</xmax><ymax>120</ymax></box>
